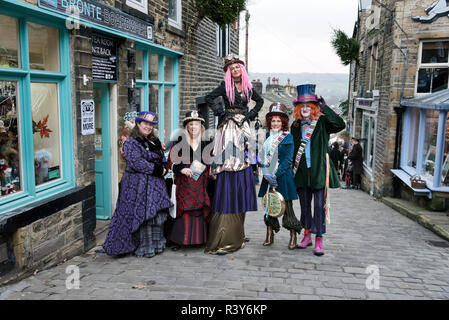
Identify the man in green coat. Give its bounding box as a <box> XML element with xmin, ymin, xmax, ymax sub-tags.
<box><xmin>290</xmin><ymin>84</ymin><xmax>345</xmax><ymax>256</ymax></box>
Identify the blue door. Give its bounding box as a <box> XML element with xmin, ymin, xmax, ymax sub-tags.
<box><xmin>93</xmin><ymin>83</ymin><xmax>112</xmax><ymax>219</ymax></box>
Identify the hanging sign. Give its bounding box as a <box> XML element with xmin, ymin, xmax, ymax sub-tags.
<box><xmin>92</xmin><ymin>34</ymin><xmax>117</xmax><ymax>81</ymax></box>
<box><xmin>81</xmin><ymin>99</ymin><xmax>95</xmax><ymax>135</ymax></box>
<box><xmin>38</xmin><ymin>0</ymin><xmax>154</xmax><ymax>42</ymax></box>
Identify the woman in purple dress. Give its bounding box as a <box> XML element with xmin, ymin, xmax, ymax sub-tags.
<box><xmin>102</xmin><ymin>111</ymin><xmax>173</xmax><ymax>258</ymax></box>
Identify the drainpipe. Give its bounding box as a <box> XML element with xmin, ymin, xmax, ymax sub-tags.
<box><xmin>391</xmin><ymin>8</ymin><xmax>410</xmax><ymax>198</ymax></box>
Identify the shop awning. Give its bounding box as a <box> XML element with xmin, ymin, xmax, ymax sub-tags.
<box><xmin>401</xmin><ymin>88</ymin><xmax>449</xmax><ymax>110</ymax></box>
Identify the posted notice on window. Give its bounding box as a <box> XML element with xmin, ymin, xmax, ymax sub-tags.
<box><xmin>81</xmin><ymin>99</ymin><xmax>95</xmax><ymax>135</ymax></box>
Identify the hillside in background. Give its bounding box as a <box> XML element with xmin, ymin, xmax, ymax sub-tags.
<box><xmin>249</xmin><ymin>72</ymin><xmax>350</xmax><ymax>106</ymax></box>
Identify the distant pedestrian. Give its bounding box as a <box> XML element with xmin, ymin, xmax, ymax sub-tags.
<box><xmin>102</xmin><ymin>111</ymin><xmax>173</xmax><ymax>258</ymax></box>
<box><xmin>291</xmin><ymin>84</ymin><xmax>345</xmax><ymax>256</ymax></box>
<box><xmin>329</xmin><ymin>141</ymin><xmax>341</xmax><ymax>176</ymax></box>
<box><xmin>348</xmin><ymin>137</ymin><xmax>363</xmax><ymax>189</ymax></box>
<box><xmin>339</xmin><ymin>145</ymin><xmax>346</xmax><ymax>180</ymax></box>
<box><xmin>258</xmin><ymin>103</ymin><xmax>302</xmax><ymax>249</ymax></box>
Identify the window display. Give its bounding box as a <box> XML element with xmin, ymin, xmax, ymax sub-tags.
<box><xmin>31</xmin><ymin>83</ymin><xmax>61</xmax><ymax>186</ymax></box>
<box><xmin>0</xmin><ymin>81</ymin><xmax>21</xmax><ymax>197</ymax></box>
<box><xmin>422</xmin><ymin>110</ymin><xmax>439</xmax><ymax>183</ymax></box>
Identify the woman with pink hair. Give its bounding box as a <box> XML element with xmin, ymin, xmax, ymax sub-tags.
<box><xmin>205</xmin><ymin>54</ymin><xmax>264</xmax><ymax>255</ymax></box>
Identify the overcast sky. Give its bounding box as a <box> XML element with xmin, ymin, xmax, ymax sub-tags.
<box><xmin>239</xmin><ymin>0</ymin><xmax>361</xmax><ymax>74</ymax></box>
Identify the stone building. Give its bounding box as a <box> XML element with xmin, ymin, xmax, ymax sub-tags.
<box><xmin>0</xmin><ymin>0</ymin><xmax>239</xmax><ymax>283</ymax></box>
<box><xmin>348</xmin><ymin>0</ymin><xmax>449</xmax><ymax>209</ymax></box>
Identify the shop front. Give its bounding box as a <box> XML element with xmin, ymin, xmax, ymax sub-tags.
<box><xmin>0</xmin><ymin>0</ymin><xmax>182</xmax><ymax>281</ymax></box>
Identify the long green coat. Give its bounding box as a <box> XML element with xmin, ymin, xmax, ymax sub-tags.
<box><xmin>290</xmin><ymin>105</ymin><xmax>346</xmax><ymax>190</ymax></box>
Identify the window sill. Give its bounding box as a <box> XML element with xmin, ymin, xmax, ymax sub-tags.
<box><xmin>391</xmin><ymin>169</ymin><xmax>432</xmax><ymax>198</ymax></box>
<box><xmin>166</xmin><ymin>24</ymin><xmax>185</xmax><ymax>38</ymax></box>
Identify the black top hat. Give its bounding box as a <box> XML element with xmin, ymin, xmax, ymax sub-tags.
<box><xmin>182</xmin><ymin>110</ymin><xmax>205</xmax><ymax>127</ymax></box>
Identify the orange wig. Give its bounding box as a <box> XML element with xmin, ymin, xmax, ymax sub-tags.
<box><xmin>293</xmin><ymin>102</ymin><xmax>323</xmax><ymax>121</ymax></box>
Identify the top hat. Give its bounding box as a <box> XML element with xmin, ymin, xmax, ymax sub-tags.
<box><xmin>223</xmin><ymin>53</ymin><xmax>245</xmax><ymax>72</ymax></box>
<box><xmin>266</xmin><ymin>102</ymin><xmax>289</xmax><ymax>120</ymax></box>
<box><xmin>135</xmin><ymin>111</ymin><xmax>158</xmax><ymax>124</ymax></box>
<box><xmin>292</xmin><ymin>84</ymin><xmax>318</xmax><ymax>105</ymax></box>
<box><xmin>182</xmin><ymin>110</ymin><xmax>205</xmax><ymax>127</ymax></box>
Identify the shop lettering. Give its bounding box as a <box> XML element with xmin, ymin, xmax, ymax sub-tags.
<box><xmin>92</xmin><ymin>47</ymin><xmax>111</xmax><ymax>57</ymax></box>
<box><xmin>61</xmin><ymin>0</ymin><xmax>102</xmax><ymax>21</ymax></box>
<box><xmin>83</xmin><ymin>123</ymin><xmax>93</xmax><ymax>130</ymax></box>
<box><xmin>38</xmin><ymin>0</ymin><xmax>154</xmax><ymax>41</ymax></box>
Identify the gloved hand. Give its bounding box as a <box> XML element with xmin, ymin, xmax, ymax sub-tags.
<box><xmin>317</xmin><ymin>95</ymin><xmax>326</xmax><ymax>111</ymax></box>
<box><xmin>211</xmin><ymin>96</ymin><xmax>225</xmax><ymax>117</ymax></box>
<box><xmin>264</xmin><ymin>174</ymin><xmax>278</xmax><ymax>186</ymax></box>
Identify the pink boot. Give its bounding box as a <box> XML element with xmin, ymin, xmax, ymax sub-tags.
<box><xmin>314</xmin><ymin>236</ymin><xmax>324</xmax><ymax>256</ymax></box>
<box><xmin>297</xmin><ymin>232</ymin><xmax>312</xmax><ymax>248</ymax></box>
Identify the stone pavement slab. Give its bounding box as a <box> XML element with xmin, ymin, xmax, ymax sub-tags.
<box><xmin>1</xmin><ymin>188</ymin><xmax>449</xmax><ymax>300</ymax></box>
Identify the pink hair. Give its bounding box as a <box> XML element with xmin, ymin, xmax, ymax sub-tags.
<box><xmin>225</xmin><ymin>63</ymin><xmax>253</xmax><ymax>105</ymax></box>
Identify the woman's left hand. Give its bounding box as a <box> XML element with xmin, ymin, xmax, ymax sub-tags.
<box><xmin>181</xmin><ymin>168</ymin><xmax>193</xmax><ymax>178</ymax></box>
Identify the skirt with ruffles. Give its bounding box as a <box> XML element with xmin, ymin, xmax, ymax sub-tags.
<box><xmin>212</xmin><ymin>167</ymin><xmax>257</xmax><ymax>214</ymax></box>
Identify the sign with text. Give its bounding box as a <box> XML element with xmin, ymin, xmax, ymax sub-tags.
<box><xmin>81</xmin><ymin>99</ymin><xmax>95</xmax><ymax>135</ymax></box>
<box><xmin>92</xmin><ymin>34</ymin><xmax>117</xmax><ymax>81</ymax></box>
<box><xmin>38</xmin><ymin>0</ymin><xmax>154</xmax><ymax>42</ymax></box>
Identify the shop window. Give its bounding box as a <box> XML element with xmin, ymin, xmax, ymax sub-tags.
<box><xmin>0</xmin><ymin>15</ymin><xmax>19</xmax><ymax>68</ymax></box>
<box><xmin>126</xmin><ymin>0</ymin><xmax>148</xmax><ymax>14</ymax></box>
<box><xmin>416</xmin><ymin>41</ymin><xmax>449</xmax><ymax>94</ymax></box>
<box><xmin>422</xmin><ymin>110</ymin><xmax>439</xmax><ymax>184</ymax></box>
<box><xmin>361</xmin><ymin>113</ymin><xmax>375</xmax><ymax>171</ymax></box>
<box><xmin>149</xmin><ymin>53</ymin><xmax>159</xmax><ymax>81</ymax></box>
<box><xmin>31</xmin><ymin>83</ymin><xmax>61</xmax><ymax>185</ymax></box>
<box><xmin>0</xmin><ymin>16</ymin><xmax>73</xmax><ymax>214</ymax></box>
<box><xmin>135</xmin><ymin>86</ymin><xmax>143</xmax><ymax>112</ymax></box>
<box><xmin>164</xmin><ymin>57</ymin><xmax>174</xmax><ymax>82</ymax></box>
<box><xmin>136</xmin><ymin>47</ymin><xmax>178</xmax><ymax>145</ymax></box>
<box><xmin>406</xmin><ymin>108</ymin><xmax>420</xmax><ymax>168</ymax></box>
<box><xmin>136</xmin><ymin>50</ymin><xmax>144</xmax><ymax>80</ymax></box>
<box><xmin>168</xmin><ymin>0</ymin><xmax>182</xmax><ymax>30</ymax></box>
<box><xmin>28</xmin><ymin>22</ymin><xmax>59</xmax><ymax>72</ymax></box>
<box><xmin>401</xmin><ymin>106</ymin><xmax>449</xmax><ymax>189</ymax></box>
<box><xmin>164</xmin><ymin>87</ymin><xmax>172</xmax><ymax>143</ymax></box>
<box><xmin>149</xmin><ymin>85</ymin><xmax>159</xmax><ymax>114</ymax></box>
<box><xmin>0</xmin><ymin>81</ymin><xmax>21</xmax><ymax>197</ymax></box>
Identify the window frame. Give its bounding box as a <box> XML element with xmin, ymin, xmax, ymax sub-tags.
<box><xmin>125</xmin><ymin>0</ymin><xmax>148</xmax><ymax>14</ymax></box>
<box><xmin>415</xmin><ymin>39</ymin><xmax>449</xmax><ymax>96</ymax></box>
<box><xmin>0</xmin><ymin>12</ymin><xmax>74</xmax><ymax>214</ymax></box>
<box><xmin>216</xmin><ymin>24</ymin><xmax>230</xmax><ymax>57</ymax></box>
<box><xmin>361</xmin><ymin>112</ymin><xmax>376</xmax><ymax>175</ymax></box>
<box><xmin>135</xmin><ymin>45</ymin><xmax>179</xmax><ymax>144</ymax></box>
<box><xmin>368</xmin><ymin>44</ymin><xmax>378</xmax><ymax>92</ymax></box>
<box><xmin>400</xmin><ymin>106</ymin><xmax>449</xmax><ymax>191</ymax></box>
<box><xmin>168</xmin><ymin>0</ymin><xmax>182</xmax><ymax>30</ymax></box>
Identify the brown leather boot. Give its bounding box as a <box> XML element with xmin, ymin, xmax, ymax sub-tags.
<box><xmin>288</xmin><ymin>230</ymin><xmax>297</xmax><ymax>250</ymax></box>
<box><xmin>263</xmin><ymin>226</ymin><xmax>274</xmax><ymax>246</ymax></box>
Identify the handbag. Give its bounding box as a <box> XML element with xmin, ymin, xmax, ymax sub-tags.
<box><xmin>262</xmin><ymin>186</ymin><xmax>286</xmax><ymax>218</ymax></box>
<box><xmin>169</xmin><ymin>184</ymin><xmax>177</xmax><ymax>219</ymax></box>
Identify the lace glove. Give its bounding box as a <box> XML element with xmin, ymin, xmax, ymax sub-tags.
<box><xmin>317</xmin><ymin>96</ymin><xmax>326</xmax><ymax>112</ymax></box>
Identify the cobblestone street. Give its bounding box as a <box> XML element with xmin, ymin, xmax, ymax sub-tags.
<box><xmin>1</xmin><ymin>188</ymin><xmax>449</xmax><ymax>300</ymax></box>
